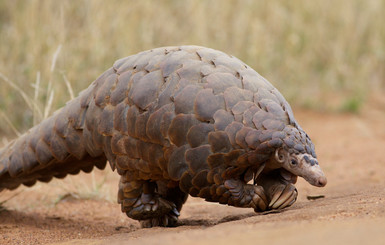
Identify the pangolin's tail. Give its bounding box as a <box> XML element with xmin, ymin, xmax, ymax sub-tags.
<box><xmin>0</xmin><ymin>68</ymin><xmax>118</xmax><ymax>191</ymax></box>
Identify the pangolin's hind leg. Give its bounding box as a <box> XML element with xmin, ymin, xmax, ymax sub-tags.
<box><xmin>156</xmin><ymin>180</ymin><xmax>188</xmax><ymax>212</ymax></box>
<box><xmin>139</xmin><ymin>180</ymin><xmax>188</xmax><ymax>228</ymax></box>
<box><xmin>117</xmin><ymin>177</ymin><xmax>185</xmax><ymax>228</ymax></box>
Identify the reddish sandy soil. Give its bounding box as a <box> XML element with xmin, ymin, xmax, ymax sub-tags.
<box><xmin>1</xmin><ymin>105</ymin><xmax>385</xmax><ymax>245</ymax></box>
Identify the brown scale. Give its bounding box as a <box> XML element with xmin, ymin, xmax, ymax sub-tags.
<box><xmin>0</xmin><ymin>46</ymin><xmax>321</xmax><ymax>227</ymax></box>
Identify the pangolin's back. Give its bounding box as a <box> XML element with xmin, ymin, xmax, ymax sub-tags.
<box><xmin>0</xmin><ymin>46</ymin><xmax>309</xmax><ymax>192</ymax></box>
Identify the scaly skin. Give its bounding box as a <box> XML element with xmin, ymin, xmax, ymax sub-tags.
<box><xmin>0</xmin><ymin>46</ymin><xmax>326</xmax><ymax>227</ymax></box>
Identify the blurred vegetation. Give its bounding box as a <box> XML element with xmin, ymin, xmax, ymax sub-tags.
<box><xmin>0</xmin><ymin>0</ymin><xmax>384</xmax><ymax>137</ymax></box>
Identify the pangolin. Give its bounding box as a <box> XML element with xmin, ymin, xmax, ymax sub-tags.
<box><xmin>0</xmin><ymin>46</ymin><xmax>327</xmax><ymax>227</ymax></box>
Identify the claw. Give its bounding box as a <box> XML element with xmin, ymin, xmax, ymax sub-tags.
<box><xmin>268</xmin><ymin>185</ymin><xmax>285</xmax><ymax>208</ymax></box>
<box><xmin>162</xmin><ymin>215</ymin><xmax>168</xmax><ymax>227</ymax></box>
<box><xmin>277</xmin><ymin>190</ymin><xmax>297</xmax><ymax>209</ymax></box>
<box><xmin>151</xmin><ymin>201</ymin><xmax>159</xmax><ymax>212</ymax></box>
<box><xmin>171</xmin><ymin>207</ymin><xmax>180</xmax><ymax>217</ymax></box>
<box><xmin>271</xmin><ymin>187</ymin><xmax>292</xmax><ymax>209</ymax></box>
<box><xmin>274</xmin><ymin>193</ymin><xmax>291</xmax><ymax>209</ymax></box>
<box><xmin>270</xmin><ymin>185</ymin><xmax>297</xmax><ymax>209</ymax></box>
<box><xmin>144</xmin><ymin>204</ymin><xmax>152</xmax><ymax>212</ymax></box>
<box><xmin>139</xmin><ymin>213</ymin><xmax>179</xmax><ymax>228</ymax></box>
<box><xmin>169</xmin><ymin>213</ymin><xmax>178</xmax><ymax>222</ymax></box>
<box><xmin>250</xmin><ymin>185</ymin><xmax>268</xmax><ymax>211</ymax></box>
<box><xmin>140</xmin><ymin>220</ymin><xmax>152</xmax><ymax>228</ymax></box>
<box><xmin>253</xmin><ymin>186</ymin><xmax>268</xmax><ymax>206</ymax></box>
<box><xmin>151</xmin><ymin>218</ymin><xmax>160</xmax><ymax>227</ymax></box>
<box><xmin>133</xmin><ymin>199</ymin><xmax>142</xmax><ymax>208</ymax></box>
<box><xmin>253</xmin><ymin>194</ymin><xmax>267</xmax><ymax>211</ymax></box>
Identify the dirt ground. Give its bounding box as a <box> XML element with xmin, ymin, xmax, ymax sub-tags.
<box><xmin>1</xmin><ymin>105</ymin><xmax>385</xmax><ymax>245</ymax></box>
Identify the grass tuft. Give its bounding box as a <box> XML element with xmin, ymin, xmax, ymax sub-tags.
<box><xmin>54</xmin><ymin>170</ymin><xmax>113</xmax><ymax>204</ymax></box>
<box><xmin>340</xmin><ymin>96</ymin><xmax>364</xmax><ymax>113</ymax></box>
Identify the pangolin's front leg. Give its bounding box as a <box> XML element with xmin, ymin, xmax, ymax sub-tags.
<box><xmin>215</xmin><ymin>172</ymin><xmax>297</xmax><ymax>212</ymax></box>
<box><xmin>223</xmin><ymin>179</ymin><xmax>268</xmax><ymax>211</ymax></box>
<box><xmin>257</xmin><ymin>169</ymin><xmax>298</xmax><ymax>210</ymax></box>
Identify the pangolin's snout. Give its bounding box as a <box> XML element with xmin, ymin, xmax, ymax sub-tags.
<box><xmin>316</xmin><ymin>176</ymin><xmax>327</xmax><ymax>187</ymax></box>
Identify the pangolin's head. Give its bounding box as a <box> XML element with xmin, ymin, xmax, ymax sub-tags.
<box><xmin>274</xmin><ymin>147</ymin><xmax>327</xmax><ymax>187</ymax></box>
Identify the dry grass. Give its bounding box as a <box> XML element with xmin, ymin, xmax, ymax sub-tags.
<box><xmin>0</xmin><ymin>0</ymin><xmax>384</xmax><ymax>137</ymax></box>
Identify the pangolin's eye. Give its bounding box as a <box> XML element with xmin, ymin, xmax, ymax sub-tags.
<box><xmin>290</xmin><ymin>159</ymin><xmax>298</xmax><ymax>166</ymax></box>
